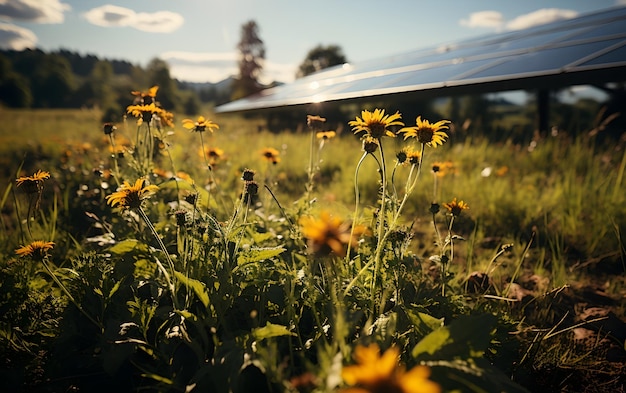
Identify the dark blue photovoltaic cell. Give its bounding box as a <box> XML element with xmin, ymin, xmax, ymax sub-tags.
<box><xmin>464</xmin><ymin>39</ymin><xmax>624</xmax><ymax>79</ymax></box>
<box><xmin>577</xmin><ymin>43</ymin><xmax>626</xmax><ymax>67</ymax></box>
<box><xmin>215</xmin><ymin>6</ymin><xmax>626</xmax><ymax>113</ymax></box>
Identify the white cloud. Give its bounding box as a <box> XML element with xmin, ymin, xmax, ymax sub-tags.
<box><xmin>0</xmin><ymin>0</ymin><xmax>70</xmax><ymax>24</ymax></box>
<box><xmin>0</xmin><ymin>22</ymin><xmax>36</xmax><ymax>50</ymax></box>
<box><xmin>161</xmin><ymin>51</ymin><xmax>297</xmax><ymax>84</ymax></box>
<box><xmin>506</xmin><ymin>8</ymin><xmax>578</xmax><ymax>30</ymax></box>
<box><xmin>83</xmin><ymin>5</ymin><xmax>183</xmax><ymax>33</ymax></box>
<box><xmin>460</xmin><ymin>8</ymin><xmax>578</xmax><ymax>32</ymax></box>
<box><xmin>459</xmin><ymin>11</ymin><xmax>504</xmax><ymax>29</ymax></box>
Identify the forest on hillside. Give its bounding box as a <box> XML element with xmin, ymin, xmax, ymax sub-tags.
<box><xmin>0</xmin><ymin>49</ymin><xmax>230</xmax><ymax>120</ymax></box>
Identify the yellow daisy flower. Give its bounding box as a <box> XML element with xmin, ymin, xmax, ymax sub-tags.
<box><xmin>316</xmin><ymin>130</ymin><xmax>336</xmax><ymax>140</ymax></box>
<box><xmin>299</xmin><ymin>211</ymin><xmax>367</xmax><ymax>257</ymax></box>
<box><xmin>105</xmin><ymin>178</ymin><xmax>159</xmax><ymax>210</ymax></box>
<box><xmin>443</xmin><ymin>197</ymin><xmax>469</xmax><ymax>216</ymax></box>
<box><xmin>341</xmin><ymin>343</ymin><xmax>441</xmax><ymax>393</ymax></box>
<box><xmin>400</xmin><ymin>116</ymin><xmax>450</xmax><ymax>148</ymax></box>
<box><xmin>126</xmin><ymin>102</ymin><xmax>166</xmax><ymax>123</ymax></box>
<box><xmin>15</xmin><ymin>240</ymin><xmax>55</xmax><ymax>259</ymax></box>
<box><xmin>16</xmin><ymin>170</ymin><xmax>51</xmax><ymax>194</ymax></box>
<box><xmin>431</xmin><ymin>161</ymin><xmax>455</xmax><ymax>177</ymax></box>
<box><xmin>182</xmin><ymin>115</ymin><xmax>219</xmax><ymax>133</ymax></box>
<box><xmin>131</xmin><ymin>85</ymin><xmax>159</xmax><ymax>99</ymax></box>
<box><xmin>349</xmin><ymin>109</ymin><xmax>404</xmax><ymax>139</ymax></box>
<box><xmin>261</xmin><ymin>147</ymin><xmax>281</xmax><ymax>164</ymax></box>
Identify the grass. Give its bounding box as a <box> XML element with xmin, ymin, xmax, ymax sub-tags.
<box><xmin>0</xmin><ymin>103</ymin><xmax>625</xmax><ymax>393</ymax></box>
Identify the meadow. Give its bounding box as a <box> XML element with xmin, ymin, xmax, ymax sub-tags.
<box><xmin>0</xmin><ymin>94</ymin><xmax>624</xmax><ymax>393</ymax></box>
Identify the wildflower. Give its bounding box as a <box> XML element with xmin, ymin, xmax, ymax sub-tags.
<box><xmin>103</xmin><ymin>123</ymin><xmax>116</xmax><ymax>135</ymax></box>
<box><xmin>105</xmin><ymin>178</ymin><xmax>159</xmax><ymax>210</ymax></box>
<box><xmin>242</xmin><ymin>168</ymin><xmax>256</xmax><ymax>181</ymax></box>
<box><xmin>126</xmin><ymin>102</ymin><xmax>166</xmax><ymax>124</ymax></box>
<box><xmin>443</xmin><ymin>198</ymin><xmax>469</xmax><ymax>217</ymax></box>
<box><xmin>131</xmin><ymin>86</ymin><xmax>159</xmax><ymax>103</ymax></box>
<box><xmin>399</xmin><ymin>147</ymin><xmax>421</xmax><ymax>166</ymax></box>
<box><xmin>200</xmin><ymin>146</ymin><xmax>225</xmax><ymax>166</ymax></box>
<box><xmin>182</xmin><ymin>115</ymin><xmax>219</xmax><ymax>133</ymax></box>
<box><xmin>261</xmin><ymin>147</ymin><xmax>281</xmax><ymax>164</ymax></box>
<box><xmin>15</xmin><ymin>240</ymin><xmax>55</xmax><ymax>259</ymax></box>
<box><xmin>183</xmin><ymin>192</ymin><xmax>198</xmax><ymax>205</ymax></box>
<box><xmin>16</xmin><ymin>170</ymin><xmax>51</xmax><ymax>194</ymax></box>
<box><xmin>400</xmin><ymin>117</ymin><xmax>450</xmax><ymax>148</ymax></box>
<box><xmin>316</xmin><ymin>130</ymin><xmax>336</xmax><ymax>140</ymax></box>
<box><xmin>156</xmin><ymin>110</ymin><xmax>175</xmax><ymax>128</ymax></box>
<box><xmin>341</xmin><ymin>344</ymin><xmax>440</xmax><ymax>393</ymax></box>
<box><xmin>362</xmin><ymin>136</ymin><xmax>379</xmax><ymax>153</ymax></box>
<box><xmin>299</xmin><ymin>211</ymin><xmax>367</xmax><ymax>257</ymax></box>
<box><xmin>174</xmin><ymin>210</ymin><xmax>188</xmax><ymax>227</ymax></box>
<box><xmin>307</xmin><ymin>114</ymin><xmax>327</xmax><ymax>130</ymax></box>
<box><xmin>396</xmin><ymin>150</ymin><xmax>408</xmax><ymax>165</ymax></box>
<box><xmin>350</xmin><ymin>109</ymin><xmax>403</xmax><ymax>139</ymax></box>
<box><xmin>431</xmin><ymin>161</ymin><xmax>455</xmax><ymax>177</ymax></box>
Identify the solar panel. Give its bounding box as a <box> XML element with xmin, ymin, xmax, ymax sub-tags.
<box><xmin>215</xmin><ymin>6</ymin><xmax>626</xmax><ymax>114</ymax></box>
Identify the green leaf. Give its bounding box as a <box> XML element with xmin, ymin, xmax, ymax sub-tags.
<box><xmin>412</xmin><ymin>314</ymin><xmax>496</xmax><ymax>360</ymax></box>
<box><xmin>248</xmin><ymin>230</ymin><xmax>276</xmax><ymax>244</ymax></box>
<box><xmin>237</xmin><ymin>246</ymin><xmax>285</xmax><ymax>265</ymax></box>
<box><xmin>109</xmin><ymin>239</ymin><xmax>148</xmax><ymax>254</ymax></box>
<box><xmin>108</xmin><ymin>280</ymin><xmax>122</xmax><ymax>300</ymax></box>
<box><xmin>252</xmin><ymin>322</ymin><xmax>295</xmax><ymax>340</ymax></box>
<box><xmin>405</xmin><ymin>310</ymin><xmax>445</xmax><ymax>336</ymax></box>
<box><xmin>174</xmin><ymin>271</ymin><xmax>209</xmax><ymax>308</ymax></box>
<box><xmin>140</xmin><ymin>373</ymin><xmax>174</xmax><ymax>385</ymax></box>
<box><xmin>412</xmin><ymin>325</ymin><xmax>451</xmax><ymax>358</ymax></box>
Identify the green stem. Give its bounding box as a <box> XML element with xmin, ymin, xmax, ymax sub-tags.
<box><xmin>371</xmin><ymin>140</ymin><xmax>388</xmax><ymax>312</ymax></box>
<box><xmin>345</xmin><ymin>152</ymin><xmax>368</xmax><ymax>270</ymax></box>
<box><xmin>137</xmin><ymin>207</ymin><xmax>180</xmax><ymax>310</ymax></box>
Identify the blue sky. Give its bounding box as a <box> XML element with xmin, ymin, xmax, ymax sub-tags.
<box><xmin>1</xmin><ymin>0</ymin><xmax>625</xmax><ymax>84</ymax></box>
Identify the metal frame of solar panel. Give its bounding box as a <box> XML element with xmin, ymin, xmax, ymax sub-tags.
<box><xmin>215</xmin><ymin>6</ymin><xmax>626</xmax><ymax>114</ymax></box>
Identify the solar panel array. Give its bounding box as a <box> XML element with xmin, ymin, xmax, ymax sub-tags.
<box><xmin>215</xmin><ymin>6</ymin><xmax>626</xmax><ymax>113</ymax></box>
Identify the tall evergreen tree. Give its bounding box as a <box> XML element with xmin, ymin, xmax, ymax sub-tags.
<box><xmin>231</xmin><ymin>20</ymin><xmax>265</xmax><ymax>101</ymax></box>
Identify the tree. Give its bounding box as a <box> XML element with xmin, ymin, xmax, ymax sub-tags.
<box><xmin>296</xmin><ymin>44</ymin><xmax>347</xmax><ymax>78</ymax></box>
<box><xmin>231</xmin><ymin>20</ymin><xmax>265</xmax><ymax>101</ymax></box>
<box><xmin>31</xmin><ymin>54</ymin><xmax>74</xmax><ymax>108</ymax></box>
<box><xmin>147</xmin><ymin>58</ymin><xmax>179</xmax><ymax>111</ymax></box>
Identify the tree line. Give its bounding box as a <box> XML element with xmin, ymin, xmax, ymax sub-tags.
<box><xmin>0</xmin><ymin>19</ymin><xmax>348</xmax><ymax>123</ymax></box>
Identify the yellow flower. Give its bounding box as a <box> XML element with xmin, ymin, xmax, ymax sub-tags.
<box><xmin>106</xmin><ymin>178</ymin><xmax>159</xmax><ymax>209</ymax></box>
<box><xmin>400</xmin><ymin>117</ymin><xmax>450</xmax><ymax>148</ymax></box>
<box><xmin>16</xmin><ymin>170</ymin><xmax>51</xmax><ymax>194</ymax></box>
<box><xmin>200</xmin><ymin>146</ymin><xmax>225</xmax><ymax>165</ymax></box>
<box><xmin>398</xmin><ymin>147</ymin><xmax>421</xmax><ymax>166</ymax></box>
<box><xmin>261</xmin><ymin>147</ymin><xmax>281</xmax><ymax>164</ymax></box>
<box><xmin>15</xmin><ymin>240</ymin><xmax>55</xmax><ymax>259</ymax></box>
<box><xmin>431</xmin><ymin>161</ymin><xmax>455</xmax><ymax>177</ymax></box>
<box><xmin>126</xmin><ymin>102</ymin><xmax>166</xmax><ymax>123</ymax></box>
<box><xmin>349</xmin><ymin>109</ymin><xmax>404</xmax><ymax>139</ymax></box>
<box><xmin>131</xmin><ymin>85</ymin><xmax>159</xmax><ymax>99</ymax></box>
<box><xmin>182</xmin><ymin>115</ymin><xmax>219</xmax><ymax>133</ymax></box>
<box><xmin>341</xmin><ymin>344</ymin><xmax>441</xmax><ymax>393</ymax></box>
<box><xmin>362</xmin><ymin>136</ymin><xmax>379</xmax><ymax>153</ymax></box>
<box><xmin>299</xmin><ymin>211</ymin><xmax>367</xmax><ymax>257</ymax></box>
<box><xmin>443</xmin><ymin>197</ymin><xmax>469</xmax><ymax>216</ymax></box>
<box><xmin>316</xmin><ymin>130</ymin><xmax>336</xmax><ymax>140</ymax></box>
